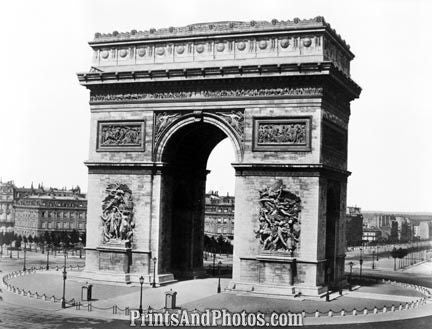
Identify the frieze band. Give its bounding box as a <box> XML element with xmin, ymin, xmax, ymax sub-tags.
<box><xmin>90</xmin><ymin>87</ymin><xmax>323</xmax><ymax>103</ymax></box>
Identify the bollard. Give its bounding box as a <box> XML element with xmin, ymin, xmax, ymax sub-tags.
<box><xmin>398</xmin><ymin>305</ymin><xmax>403</xmax><ymax>311</ymax></box>
<box><xmin>88</xmin><ymin>302</ymin><xmax>92</xmax><ymax>312</ymax></box>
<box><xmin>363</xmin><ymin>308</ymin><xmax>368</xmax><ymax>315</ymax></box>
<box><xmin>383</xmin><ymin>307</ymin><xmax>387</xmax><ymax>313</ymax></box>
<box><xmin>391</xmin><ymin>305</ymin><xmax>395</xmax><ymax>312</ymax></box>
<box><xmin>125</xmin><ymin>307</ymin><xmax>130</xmax><ymax>316</ymax></box>
<box><xmin>301</xmin><ymin>311</ymin><xmax>306</xmax><ymax>318</ymax></box>
<box><xmin>352</xmin><ymin>309</ymin><xmax>357</xmax><ymax>316</ymax></box>
<box><xmin>340</xmin><ymin>310</ymin><xmax>345</xmax><ymax>316</ymax></box>
<box><xmin>328</xmin><ymin>310</ymin><xmax>333</xmax><ymax>317</ymax></box>
<box><xmin>373</xmin><ymin>307</ymin><xmax>378</xmax><ymax>314</ymax></box>
<box><xmin>113</xmin><ymin>305</ymin><xmax>117</xmax><ymax>314</ymax></box>
<box><xmin>314</xmin><ymin>310</ymin><xmax>319</xmax><ymax>318</ymax></box>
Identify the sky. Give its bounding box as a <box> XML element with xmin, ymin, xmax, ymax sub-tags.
<box><xmin>0</xmin><ymin>0</ymin><xmax>431</xmax><ymax>212</ymax></box>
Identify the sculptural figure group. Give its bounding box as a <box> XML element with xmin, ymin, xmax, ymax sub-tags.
<box><xmin>256</xmin><ymin>179</ymin><xmax>301</xmax><ymax>255</ymax></box>
<box><xmin>101</xmin><ymin>183</ymin><xmax>135</xmax><ymax>242</ymax></box>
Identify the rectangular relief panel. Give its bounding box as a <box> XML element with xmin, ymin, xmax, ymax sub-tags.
<box><xmin>96</xmin><ymin>120</ymin><xmax>145</xmax><ymax>152</ymax></box>
<box><xmin>253</xmin><ymin>116</ymin><xmax>312</xmax><ymax>151</ymax></box>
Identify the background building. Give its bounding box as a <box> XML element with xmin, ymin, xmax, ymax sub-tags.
<box><xmin>0</xmin><ymin>181</ymin><xmax>15</xmax><ymax>233</ymax></box>
<box><xmin>362</xmin><ymin>228</ymin><xmax>382</xmax><ymax>243</ymax></box>
<box><xmin>418</xmin><ymin>221</ymin><xmax>432</xmax><ymax>240</ymax></box>
<box><xmin>204</xmin><ymin>191</ymin><xmax>234</xmax><ymax>241</ymax></box>
<box><xmin>345</xmin><ymin>206</ymin><xmax>363</xmax><ymax>246</ymax></box>
<box><xmin>0</xmin><ymin>180</ymin><xmax>87</xmax><ymax>238</ymax></box>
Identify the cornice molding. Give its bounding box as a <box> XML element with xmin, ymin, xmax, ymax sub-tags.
<box><xmin>78</xmin><ymin>62</ymin><xmax>361</xmax><ymax>101</ymax></box>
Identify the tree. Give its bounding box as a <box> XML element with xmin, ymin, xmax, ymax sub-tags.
<box><xmin>0</xmin><ymin>232</ymin><xmax>4</xmax><ymax>255</ymax></box>
<box><xmin>70</xmin><ymin>229</ymin><xmax>80</xmax><ymax>245</ymax></box>
<box><xmin>15</xmin><ymin>235</ymin><xmax>22</xmax><ymax>248</ymax></box>
<box><xmin>43</xmin><ymin>231</ymin><xmax>51</xmax><ymax>246</ymax></box>
<box><xmin>50</xmin><ymin>231</ymin><xmax>59</xmax><ymax>247</ymax></box>
<box><xmin>4</xmin><ymin>232</ymin><xmax>12</xmax><ymax>246</ymax></box>
<box><xmin>79</xmin><ymin>232</ymin><xmax>86</xmax><ymax>246</ymax></box>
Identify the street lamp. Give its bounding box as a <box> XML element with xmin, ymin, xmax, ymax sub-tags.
<box><xmin>61</xmin><ymin>249</ymin><xmax>67</xmax><ymax>308</ymax></box>
<box><xmin>217</xmin><ymin>261</ymin><xmax>222</xmax><ymax>293</ymax></box>
<box><xmin>152</xmin><ymin>257</ymin><xmax>157</xmax><ymax>288</ymax></box>
<box><xmin>359</xmin><ymin>248</ymin><xmax>363</xmax><ymax>279</ymax></box>
<box><xmin>372</xmin><ymin>250</ymin><xmax>375</xmax><ymax>270</ymax></box>
<box><xmin>348</xmin><ymin>261</ymin><xmax>354</xmax><ymax>291</ymax></box>
<box><xmin>212</xmin><ymin>251</ymin><xmax>216</xmax><ymax>276</ymax></box>
<box><xmin>46</xmin><ymin>246</ymin><xmax>50</xmax><ymax>270</ymax></box>
<box><xmin>23</xmin><ymin>245</ymin><xmax>27</xmax><ymax>271</ymax></box>
<box><xmin>139</xmin><ymin>275</ymin><xmax>144</xmax><ymax>315</ymax></box>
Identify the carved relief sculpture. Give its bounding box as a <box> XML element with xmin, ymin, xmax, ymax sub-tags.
<box><xmin>97</xmin><ymin>121</ymin><xmax>145</xmax><ymax>151</ymax></box>
<box><xmin>90</xmin><ymin>87</ymin><xmax>323</xmax><ymax>103</ymax></box>
<box><xmin>154</xmin><ymin>112</ymin><xmax>180</xmax><ymax>141</ymax></box>
<box><xmin>216</xmin><ymin>111</ymin><xmax>245</xmax><ymax>139</ymax></box>
<box><xmin>101</xmin><ymin>183</ymin><xmax>135</xmax><ymax>243</ymax></box>
<box><xmin>253</xmin><ymin>117</ymin><xmax>311</xmax><ymax>151</ymax></box>
<box><xmin>255</xmin><ymin>180</ymin><xmax>301</xmax><ymax>256</ymax></box>
<box><xmin>258</xmin><ymin>123</ymin><xmax>306</xmax><ymax>144</ymax></box>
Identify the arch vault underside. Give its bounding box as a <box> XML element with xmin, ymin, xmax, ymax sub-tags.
<box><xmin>78</xmin><ymin>17</ymin><xmax>361</xmax><ymax>295</ymax></box>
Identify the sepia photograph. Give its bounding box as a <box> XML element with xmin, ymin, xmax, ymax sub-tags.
<box><xmin>0</xmin><ymin>0</ymin><xmax>431</xmax><ymax>328</ymax></box>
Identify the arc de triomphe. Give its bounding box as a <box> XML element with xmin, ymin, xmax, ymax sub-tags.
<box><xmin>78</xmin><ymin>17</ymin><xmax>361</xmax><ymax>296</ymax></box>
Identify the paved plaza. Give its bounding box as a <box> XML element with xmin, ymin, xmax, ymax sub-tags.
<box><xmin>1</xmin><ymin>251</ymin><xmax>432</xmax><ymax>328</ymax></box>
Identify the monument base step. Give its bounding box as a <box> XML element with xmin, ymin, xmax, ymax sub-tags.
<box><xmin>227</xmin><ymin>281</ymin><xmax>326</xmax><ymax>297</ymax></box>
<box><xmin>70</xmin><ymin>270</ymin><xmax>132</xmax><ymax>284</ymax></box>
<box><xmin>130</xmin><ymin>273</ymin><xmax>177</xmax><ymax>287</ymax></box>
<box><xmin>70</xmin><ymin>270</ymin><xmax>176</xmax><ymax>286</ymax></box>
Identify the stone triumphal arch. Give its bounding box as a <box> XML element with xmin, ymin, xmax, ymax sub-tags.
<box><xmin>78</xmin><ymin>17</ymin><xmax>361</xmax><ymax>295</ymax></box>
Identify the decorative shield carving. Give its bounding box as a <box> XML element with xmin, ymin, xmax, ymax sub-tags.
<box><xmin>255</xmin><ymin>180</ymin><xmax>301</xmax><ymax>256</ymax></box>
<box><xmin>101</xmin><ymin>183</ymin><xmax>135</xmax><ymax>243</ymax></box>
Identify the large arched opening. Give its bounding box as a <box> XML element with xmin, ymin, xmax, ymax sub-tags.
<box><xmin>157</xmin><ymin>117</ymin><xmax>239</xmax><ymax>279</ymax></box>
